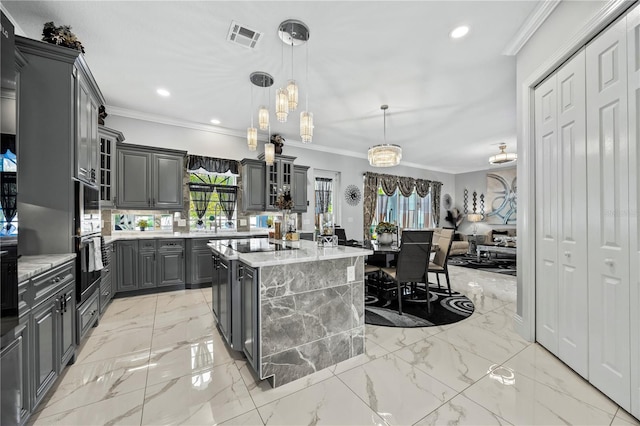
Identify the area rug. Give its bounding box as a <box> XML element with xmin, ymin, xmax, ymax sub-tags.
<box><xmin>365</xmin><ymin>283</ymin><xmax>474</xmax><ymax>328</ymax></box>
<box><xmin>447</xmin><ymin>253</ymin><xmax>516</xmax><ymax>276</ymax></box>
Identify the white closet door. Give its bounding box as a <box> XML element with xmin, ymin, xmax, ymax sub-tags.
<box><xmin>556</xmin><ymin>50</ymin><xmax>589</xmax><ymax>378</ymax></box>
<box><xmin>627</xmin><ymin>3</ymin><xmax>640</xmax><ymax>419</ymax></box>
<box><xmin>535</xmin><ymin>74</ymin><xmax>560</xmax><ymax>354</ymax></box>
<box><xmin>586</xmin><ymin>15</ymin><xmax>631</xmax><ymax>408</ymax></box>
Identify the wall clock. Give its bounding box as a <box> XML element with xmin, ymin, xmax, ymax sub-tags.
<box><xmin>344</xmin><ymin>185</ymin><xmax>362</xmax><ymax>206</ymax></box>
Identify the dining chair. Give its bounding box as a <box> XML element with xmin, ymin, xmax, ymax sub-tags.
<box><xmin>334</xmin><ymin>227</ymin><xmax>347</xmax><ymax>245</ymax></box>
<box><xmin>380</xmin><ymin>230</ymin><xmax>434</xmax><ymax>315</ymax></box>
<box><xmin>428</xmin><ymin>228</ymin><xmax>454</xmax><ymax>296</ymax></box>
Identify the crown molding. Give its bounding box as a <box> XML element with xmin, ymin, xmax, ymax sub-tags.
<box><xmin>0</xmin><ymin>3</ymin><xmax>27</xmax><ymax>37</ymax></box>
<box><xmin>107</xmin><ymin>106</ymin><xmax>246</xmax><ymax>139</ymax></box>
<box><xmin>502</xmin><ymin>0</ymin><xmax>561</xmax><ymax>56</ymax></box>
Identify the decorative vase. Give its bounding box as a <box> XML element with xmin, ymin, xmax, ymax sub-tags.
<box><xmin>378</xmin><ymin>232</ymin><xmax>393</xmax><ymax>245</ymax></box>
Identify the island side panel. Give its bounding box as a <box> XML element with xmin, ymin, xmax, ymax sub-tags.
<box><xmin>260</xmin><ymin>255</ymin><xmax>365</xmax><ymax>386</ymax></box>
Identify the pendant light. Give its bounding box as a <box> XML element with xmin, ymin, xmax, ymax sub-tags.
<box><xmin>286</xmin><ymin>24</ymin><xmax>298</xmax><ymax>111</ymax></box>
<box><xmin>247</xmin><ymin>79</ymin><xmax>257</xmax><ymax>151</ymax></box>
<box><xmin>300</xmin><ymin>37</ymin><xmax>313</xmax><ymax>143</ymax></box>
<box><xmin>489</xmin><ymin>144</ymin><xmax>517</xmax><ymax>164</ymax></box>
<box><xmin>368</xmin><ymin>105</ymin><xmax>402</xmax><ymax>167</ymax></box>
<box><xmin>249</xmin><ymin>71</ymin><xmax>274</xmax><ymax>149</ymax></box>
<box><xmin>275</xmin><ymin>88</ymin><xmax>289</xmax><ymax>123</ymax></box>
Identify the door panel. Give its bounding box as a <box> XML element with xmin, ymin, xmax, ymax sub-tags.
<box><xmin>117</xmin><ymin>150</ymin><xmax>150</xmax><ymax>208</ymax></box>
<box><xmin>218</xmin><ymin>259</ymin><xmax>230</xmax><ymax>342</ymax></box>
<box><xmin>153</xmin><ymin>153</ymin><xmax>183</xmax><ymax>209</ymax></box>
<box><xmin>158</xmin><ymin>251</ymin><xmax>185</xmax><ymax>286</ymax></box>
<box><xmin>586</xmin><ymin>15</ymin><xmax>630</xmax><ymax>408</ymax></box>
<box><xmin>557</xmin><ymin>50</ymin><xmax>588</xmax><ymax>377</ymax></box>
<box><xmin>116</xmin><ymin>241</ymin><xmax>138</xmax><ymax>292</ymax></box>
<box><xmin>535</xmin><ymin>74</ymin><xmax>559</xmax><ymax>354</ymax></box>
<box><xmin>627</xmin><ymin>3</ymin><xmax>640</xmax><ymax>418</ymax></box>
<box><xmin>139</xmin><ymin>251</ymin><xmax>156</xmax><ymax>288</ymax></box>
<box><xmin>32</xmin><ymin>302</ymin><xmax>57</xmax><ymax>405</ymax></box>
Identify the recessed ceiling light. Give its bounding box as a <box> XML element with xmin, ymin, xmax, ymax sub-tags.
<box><xmin>210</xmin><ymin>119</ymin><xmax>221</xmax><ymax>125</ymax></box>
<box><xmin>450</xmin><ymin>26</ymin><xmax>470</xmax><ymax>39</ymax></box>
<box><xmin>156</xmin><ymin>88</ymin><xmax>170</xmax><ymax>97</ymax></box>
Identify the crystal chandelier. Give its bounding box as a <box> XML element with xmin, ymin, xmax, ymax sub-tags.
<box><xmin>275</xmin><ymin>88</ymin><xmax>288</xmax><ymax>122</ymax></box>
<box><xmin>489</xmin><ymin>144</ymin><xmax>517</xmax><ymax>164</ymax></box>
<box><xmin>300</xmin><ymin>111</ymin><xmax>313</xmax><ymax>143</ymax></box>
<box><xmin>368</xmin><ymin>105</ymin><xmax>401</xmax><ymax>167</ymax></box>
<box><xmin>247</xmin><ymin>127</ymin><xmax>257</xmax><ymax>151</ymax></box>
<box><xmin>258</xmin><ymin>106</ymin><xmax>269</xmax><ymax>130</ymax></box>
<box><xmin>264</xmin><ymin>142</ymin><xmax>275</xmax><ymax>165</ymax></box>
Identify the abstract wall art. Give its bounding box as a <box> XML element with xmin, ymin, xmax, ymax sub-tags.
<box><xmin>486</xmin><ymin>168</ymin><xmax>517</xmax><ymax>224</ymax></box>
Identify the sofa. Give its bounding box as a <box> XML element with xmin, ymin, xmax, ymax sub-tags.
<box><xmin>448</xmin><ymin>228</ymin><xmax>517</xmax><ymax>256</ymax></box>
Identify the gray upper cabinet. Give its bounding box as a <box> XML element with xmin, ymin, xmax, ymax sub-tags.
<box><xmin>241</xmin><ymin>155</ymin><xmax>307</xmax><ymax>212</ymax></box>
<box><xmin>240</xmin><ymin>159</ymin><xmax>266</xmax><ymax>212</ymax></box>
<box><xmin>99</xmin><ymin>127</ymin><xmax>125</xmax><ymax>208</ymax></box>
<box><xmin>16</xmin><ymin>37</ymin><xmax>105</xmax><ymax>255</ymax></box>
<box><xmin>292</xmin><ymin>165</ymin><xmax>309</xmax><ymax>213</ymax></box>
<box><xmin>116</xmin><ymin>144</ymin><xmax>185</xmax><ymax>210</ymax></box>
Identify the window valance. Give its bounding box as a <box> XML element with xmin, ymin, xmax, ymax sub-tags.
<box><xmin>362</xmin><ymin>172</ymin><xmax>443</xmax><ymax>239</ymax></box>
<box><xmin>187</xmin><ymin>155</ymin><xmax>239</xmax><ymax>175</ymax></box>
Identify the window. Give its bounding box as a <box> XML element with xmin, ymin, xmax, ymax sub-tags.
<box><xmin>375</xmin><ymin>187</ymin><xmax>433</xmax><ymax>230</ymax></box>
<box><xmin>188</xmin><ymin>172</ymin><xmax>238</xmax><ymax>230</ymax></box>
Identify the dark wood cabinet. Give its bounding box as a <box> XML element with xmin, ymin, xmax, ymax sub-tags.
<box><xmin>116</xmin><ymin>144</ymin><xmax>185</xmax><ymax>210</ymax></box>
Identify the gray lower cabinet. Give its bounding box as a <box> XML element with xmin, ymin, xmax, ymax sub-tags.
<box><xmin>211</xmin><ymin>253</ymin><xmax>233</xmax><ymax>347</ymax></box>
<box><xmin>99</xmin><ymin>243</ymin><xmax>115</xmax><ymax>315</ymax></box>
<box><xmin>31</xmin><ymin>281</ymin><xmax>75</xmax><ymax>409</ymax></box>
<box><xmin>116</xmin><ymin>240</ymin><xmax>138</xmax><ymax>292</ymax></box>
<box><xmin>77</xmin><ymin>290</ymin><xmax>99</xmax><ymax>343</ymax></box>
<box><xmin>1</xmin><ymin>318</ymin><xmax>30</xmax><ymax>426</ymax></box>
<box><xmin>116</xmin><ymin>144</ymin><xmax>186</xmax><ymax>210</ymax></box>
<box><xmin>139</xmin><ymin>249</ymin><xmax>157</xmax><ymax>289</ymax></box>
<box><xmin>240</xmin><ymin>263</ymin><xmax>259</xmax><ymax>373</ymax></box>
<box><xmin>187</xmin><ymin>239</ymin><xmax>213</xmax><ymax>286</ymax></box>
<box><xmin>158</xmin><ymin>249</ymin><xmax>185</xmax><ymax>287</ymax></box>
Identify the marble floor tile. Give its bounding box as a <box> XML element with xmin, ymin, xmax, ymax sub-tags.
<box><xmin>75</xmin><ymin>328</ymin><xmax>153</xmax><ymax>364</ymax></box>
<box><xmin>141</xmin><ymin>362</ymin><xmax>255</xmax><ymax>425</ymax></box>
<box><xmin>30</xmin><ymin>388</ymin><xmax>145</xmax><ymax>425</ymax></box>
<box><xmin>90</xmin><ymin>313</ymin><xmax>155</xmax><ymax>335</ymax></box>
<box><xmin>329</xmin><ymin>339</ymin><xmax>389</xmax><ymax>375</ymax></box>
<box><xmin>33</xmin><ymin>353</ymin><xmax>150</xmax><ymax>418</ymax></box>
<box><xmin>436</xmin><ymin>319</ymin><xmax>529</xmax><ymax>364</ymax></box>
<box><xmin>414</xmin><ymin>394</ymin><xmax>513</xmax><ymax>425</ymax></box>
<box><xmin>503</xmin><ymin>344</ymin><xmax>618</xmax><ymax>415</ymax></box>
<box><xmin>448</xmin><ymin>266</ymin><xmax>517</xmax><ymax>304</ymax></box>
<box><xmin>257</xmin><ymin>376</ymin><xmax>386</xmax><ymax>425</ymax></box>
<box><xmin>147</xmin><ymin>335</ymin><xmax>239</xmax><ymax>387</ymax></box>
<box><xmin>613</xmin><ymin>409</ymin><xmax>640</xmax><ymax>426</ymax></box>
<box><xmin>151</xmin><ymin>310</ymin><xmax>217</xmax><ymax>349</ymax></box>
<box><xmin>155</xmin><ymin>290</ymin><xmax>207</xmax><ymax>314</ymax></box>
<box><xmin>237</xmin><ymin>359</ymin><xmax>334</xmax><ymax>408</ymax></box>
<box><xmin>337</xmin><ymin>353</ymin><xmax>457</xmax><ymax>425</ymax></box>
<box><xmin>462</xmin><ymin>369</ymin><xmax>615</xmax><ymax>425</ymax></box>
<box><xmin>365</xmin><ymin>323</ymin><xmax>431</xmax><ymax>352</ymax></box>
<box><xmin>219</xmin><ymin>409</ymin><xmax>265</xmax><ymax>425</ymax></box>
<box><xmin>201</xmin><ymin>287</ymin><xmax>213</xmax><ymax>302</ymax></box>
<box><xmin>100</xmin><ymin>294</ymin><xmax>157</xmax><ymax>322</ymax></box>
<box><xmin>394</xmin><ymin>335</ymin><xmax>493</xmax><ymax>392</ymax></box>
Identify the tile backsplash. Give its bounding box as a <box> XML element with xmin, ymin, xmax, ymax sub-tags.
<box><xmin>102</xmin><ymin>209</ymin><xmax>186</xmax><ymax>235</ymax></box>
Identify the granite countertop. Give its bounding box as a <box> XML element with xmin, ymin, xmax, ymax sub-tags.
<box><xmin>18</xmin><ymin>253</ymin><xmax>77</xmax><ymax>283</ymax></box>
<box><xmin>208</xmin><ymin>238</ymin><xmax>372</xmax><ymax>268</ymax></box>
<box><xmin>104</xmin><ymin>230</ymin><xmax>269</xmax><ymax>244</ymax></box>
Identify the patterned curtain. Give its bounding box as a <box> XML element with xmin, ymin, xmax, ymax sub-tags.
<box><xmin>431</xmin><ymin>181</ymin><xmax>442</xmax><ymax>226</ymax></box>
<box><xmin>186</xmin><ymin>155</ymin><xmax>239</xmax><ymax>175</ymax></box>
<box><xmin>379</xmin><ymin>174</ymin><xmax>398</xmax><ymax>196</ymax></box>
<box><xmin>363</xmin><ymin>172</ymin><xmax>379</xmax><ymax>240</ymax></box>
<box><xmin>397</xmin><ymin>177</ymin><xmax>415</xmax><ymax>197</ymax></box>
<box><xmin>415</xmin><ymin>179</ymin><xmax>431</xmax><ymax>198</ymax></box>
<box><xmin>315</xmin><ymin>178</ymin><xmax>332</xmax><ymax>214</ymax></box>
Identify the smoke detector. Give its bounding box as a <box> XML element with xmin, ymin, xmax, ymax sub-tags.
<box><xmin>227</xmin><ymin>21</ymin><xmax>262</xmax><ymax>49</ymax></box>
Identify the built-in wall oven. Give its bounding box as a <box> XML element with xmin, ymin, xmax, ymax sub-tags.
<box><xmin>74</xmin><ymin>180</ymin><xmax>101</xmax><ymax>304</ymax></box>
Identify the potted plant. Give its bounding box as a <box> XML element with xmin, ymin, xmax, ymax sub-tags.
<box><xmin>137</xmin><ymin>219</ymin><xmax>149</xmax><ymax>231</ymax></box>
<box><xmin>375</xmin><ymin>221</ymin><xmax>397</xmax><ymax>245</ymax></box>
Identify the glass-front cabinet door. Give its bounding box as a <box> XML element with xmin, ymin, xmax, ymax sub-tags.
<box><xmin>98</xmin><ymin>126</ymin><xmax>124</xmax><ymax>208</ymax></box>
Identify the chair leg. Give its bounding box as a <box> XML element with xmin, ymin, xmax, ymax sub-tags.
<box><xmin>436</xmin><ymin>274</ymin><xmax>441</xmax><ymax>289</ymax></box>
<box><xmin>397</xmin><ymin>281</ymin><xmax>403</xmax><ymax>315</ymax></box>
<box><xmin>445</xmin><ymin>269</ymin><xmax>452</xmax><ymax>296</ymax></box>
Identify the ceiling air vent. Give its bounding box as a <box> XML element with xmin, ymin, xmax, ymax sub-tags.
<box><xmin>227</xmin><ymin>21</ymin><xmax>262</xmax><ymax>49</ymax></box>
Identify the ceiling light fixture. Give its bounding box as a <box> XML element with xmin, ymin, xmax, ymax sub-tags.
<box><xmin>264</xmin><ymin>142</ymin><xmax>275</xmax><ymax>165</ymax></box>
<box><xmin>450</xmin><ymin>25</ymin><xmax>470</xmax><ymax>39</ymax></box>
<box><xmin>489</xmin><ymin>144</ymin><xmax>517</xmax><ymax>165</ymax></box>
<box><xmin>368</xmin><ymin>105</ymin><xmax>402</xmax><ymax>167</ymax></box>
<box><xmin>249</xmin><ymin>72</ymin><xmax>274</xmax><ymax>152</ymax></box>
<box><xmin>156</xmin><ymin>88</ymin><xmax>170</xmax><ymax>97</ymax></box>
<box><xmin>210</xmin><ymin>119</ymin><xmax>221</xmax><ymax>125</ymax></box>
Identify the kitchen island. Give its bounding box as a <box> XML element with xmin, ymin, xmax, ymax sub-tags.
<box><xmin>208</xmin><ymin>238</ymin><xmax>372</xmax><ymax>387</ymax></box>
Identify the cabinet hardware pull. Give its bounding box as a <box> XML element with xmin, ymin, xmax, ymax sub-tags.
<box><xmin>148</xmin><ymin>198</ymin><xmax>151</xmax><ymax>206</ymax></box>
<box><xmin>604</xmin><ymin>258</ymin><xmax>614</xmax><ymax>266</ymax></box>
<box><xmin>564</xmin><ymin>251</ymin><xmax>571</xmax><ymax>257</ymax></box>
